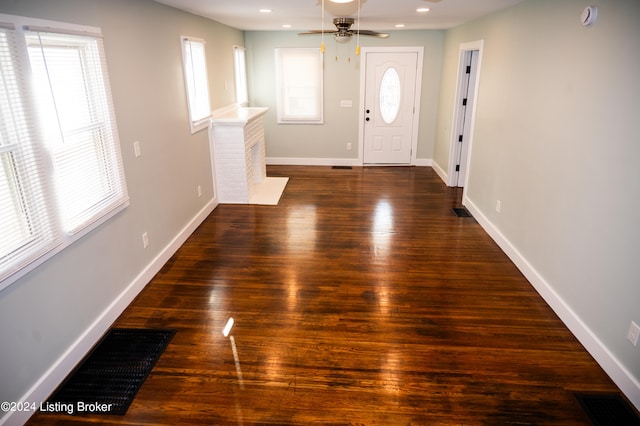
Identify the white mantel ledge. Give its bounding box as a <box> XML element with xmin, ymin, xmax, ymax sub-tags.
<box><xmin>210</xmin><ymin>105</ymin><xmax>268</xmax><ymax>126</ymax></box>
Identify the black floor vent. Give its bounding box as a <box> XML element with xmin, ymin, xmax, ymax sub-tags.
<box><xmin>46</xmin><ymin>328</ymin><xmax>175</xmax><ymax>415</ymax></box>
<box><xmin>575</xmin><ymin>393</ymin><xmax>640</xmax><ymax>426</ymax></box>
<box><xmin>452</xmin><ymin>207</ymin><xmax>472</xmax><ymax>217</ymax></box>
<box><xmin>332</xmin><ymin>165</ymin><xmax>353</xmax><ymax>169</ymax></box>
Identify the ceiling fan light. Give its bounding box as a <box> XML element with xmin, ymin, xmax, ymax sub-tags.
<box><xmin>334</xmin><ymin>33</ymin><xmax>351</xmax><ymax>42</ymax></box>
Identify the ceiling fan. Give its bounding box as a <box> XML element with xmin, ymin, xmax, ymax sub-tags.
<box><xmin>299</xmin><ymin>17</ymin><xmax>389</xmax><ymax>40</ymax></box>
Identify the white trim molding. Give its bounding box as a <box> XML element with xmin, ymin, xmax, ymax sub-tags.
<box><xmin>1</xmin><ymin>200</ymin><xmax>217</xmax><ymax>426</ymax></box>
<box><xmin>431</xmin><ymin>160</ymin><xmax>448</xmax><ymax>184</ymax></box>
<box><xmin>463</xmin><ymin>195</ymin><xmax>640</xmax><ymax>412</ymax></box>
<box><xmin>266</xmin><ymin>157</ymin><xmax>361</xmax><ymax>167</ymax></box>
<box><xmin>414</xmin><ymin>158</ymin><xmax>432</xmax><ymax>167</ymax></box>
<box><xmin>447</xmin><ymin>40</ymin><xmax>483</xmax><ymax>191</ymax></box>
<box><xmin>266</xmin><ymin>157</ymin><xmax>433</xmax><ymax>168</ymax></box>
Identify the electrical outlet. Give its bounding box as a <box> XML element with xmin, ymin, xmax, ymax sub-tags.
<box><xmin>142</xmin><ymin>232</ymin><xmax>149</xmax><ymax>249</ymax></box>
<box><xmin>627</xmin><ymin>321</ymin><xmax>640</xmax><ymax>347</ymax></box>
<box><xmin>197</xmin><ymin>185</ymin><xmax>202</xmax><ymax>197</ymax></box>
<box><xmin>346</xmin><ymin>143</ymin><xmax>352</xmax><ymax>151</ymax></box>
<box><xmin>496</xmin><ymin>200</ymin><xmax>501</xmax><ymax>213</ymax></box>
<box><xmin>133</xmin><ymin>141</ymin><xmax>141</xmax><ymax>157</ymax></box>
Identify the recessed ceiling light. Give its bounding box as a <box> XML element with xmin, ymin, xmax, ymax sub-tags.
<box><xmin>417</xmin><ymin>8</ymin><xmax>430</xmax><ymax>13</ymax></box>
<box><xmin>259</xmin><ymin>8</ymin><xmax>272</xmax><ymax>13</ymax></box>
<box><xmin>395</xmin><ymin>24</ymin><xmax>405</xmax><ymax>28</ymax></box>
<box><xmin>282</xmin><ymin>24</ymin><xmax>292</xmax><ymax>28</ymax></box>
<box><xmin>329</xmin><ymin>0</ymin><xmax>355</xmax><ymax>3</ymax></box>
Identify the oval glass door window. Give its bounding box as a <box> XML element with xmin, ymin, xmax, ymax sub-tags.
<box><xmin>379</xmin><ymin>67</ymin><xmax>401</xmax><ymax>124</ymax></box>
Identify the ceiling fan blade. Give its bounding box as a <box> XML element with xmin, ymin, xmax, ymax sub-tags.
<box><xmin>298</xmin><ymin>30</ymin><xmax>339</xmax><ymax>35</ymax></box>
<box><xmin>357</xmin><ymin>30</ymin><xmax>390</xmax><ymax>38</ymax></box>
<box><xmin>298</xmin><ymin>30</ymin><xmax>388</xmax><ymax>38</ymax></box>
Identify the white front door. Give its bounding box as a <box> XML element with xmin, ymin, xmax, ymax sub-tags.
<box><xmin>362</xmin><ymin>50</ymin><xmax>420</xmax><ymax>165</ymax></box>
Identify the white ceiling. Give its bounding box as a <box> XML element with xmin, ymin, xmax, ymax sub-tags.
<box><xmin>152</xmin><ymin>0</ymin><xmax>525</xmax><ymax>32</ymax></box>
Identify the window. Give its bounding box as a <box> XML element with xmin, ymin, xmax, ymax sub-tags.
<box><xmin>275</xmin><ymin>48</ymin><xmax>323</xmax><ymax>124</ymax></box>
<box><xmin>181</xmin><ymin>36</ymin><xmax>211</xmax><ymax>133</ymax></box>
<box><xmin>0</xmin><ymin>16</ymin><xmax>129</xmax><ymax>289</ymax></box>
<box><xmin>234</xmin><ymin>46</ymin><xmax>248</xmax><ymax>106</ymax></box>
<box><xmin>25</xmin><ymin>30</ymin><xmax>128</xmax><ymax>233</ymax></box>
<box><xmin>379</xmin><ymin>67</ymin><xmax>401</xmax><ymax>124</ymax></box>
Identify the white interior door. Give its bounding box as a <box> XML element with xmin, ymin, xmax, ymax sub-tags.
<box><xmin>448</xmin><ymin>40</ymin><xmax>483</xmax><ymax>189</ymax></box>
<box><xmin>362</xmin><ymin>51</ymin><xmax>420</xmax><ymax>165</ymax></box>
<box><xmin>453</xmin><ymin>50</ymin><xmax>479</xmax><ymax>187</ymax></box>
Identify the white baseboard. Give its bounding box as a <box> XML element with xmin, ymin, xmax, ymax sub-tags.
<box><xmin>414</xmin><ymin>158</ymin><xmax>432</xmax><ymax>167</ymax></box>
<box><xmin>266</xmin><ymin>157</ymin><xmax>434</xmax><ymax>167</ymax></box>
<box><xmin>431</xmin><ymin>160</ymin><xmax>448</xmax><ymax>185</ymax></box>
<box><xmin>2</xmin><ymin>199</ymin><xmax>217</xmax><ymax>426</ymax></box>
<box><xmin>267</xmin><ymin>157</ymin><xmax>361</xmax><ymax>166</ymax></box>
<box><xmin>463</xmin><ymin>195</ymin><xmax>640</xmax><ymax>411</ymax></box>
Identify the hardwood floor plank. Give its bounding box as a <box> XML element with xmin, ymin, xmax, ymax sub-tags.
<box><xmin>28</xmin><ymin>166</ymin><xmax>624</xmax><ymax>425</ymax></box>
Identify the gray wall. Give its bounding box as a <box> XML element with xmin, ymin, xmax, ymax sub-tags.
<box><xmin>244</xmin><ymin>30</ymin><xmax>444</xmax><ymax>163</ymax></box>
<box><xmin>1</xmin><ymin>0</ymin><xmax>639</xmax><ymax>418</ymax></box>
<box><xmin>434</xmin><ymin>0</ymin><xmax>640</xmax><ymax>402</ymax></box>
<box><xmin>0</xmin><ymin>0</ymin><xmax>242</xmax><ymax>418</ymax></box>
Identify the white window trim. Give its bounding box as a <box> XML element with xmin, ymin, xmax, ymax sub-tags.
<box><xmin>233</xmin><ymin>45</ymin><xmax>248</xmax><ymax>107</ymax></box>
<box><xmin>180</xmin><ymin>36</ymin><xmax>211</xmax><ymax>134</ymax></box>
<box><xmin>0</xmin><ymin>14</ymin><xmax>129</xmax><ymax>292</ymax></box>
<box><xmin>275</xmin><ymin>47</ymin><xmax>324</xmax><ymax>124</ymax></box>
<box><xmin>1</xmin><ymin>195</ymin><xmax>129</xmax><ymax>292</ymax></box>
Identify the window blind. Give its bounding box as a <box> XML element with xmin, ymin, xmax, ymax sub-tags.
<box><xmin>181</xmin><ymin>36</ymin><xmax>210</xmax><ymax>132</ymax></box>
<box><xmin>234</xmin><ymin>46</ymin><xmax>248</xmax><ymax>105</ymax></box>
<box><xmin>0</xmin><ymin>16</ymin><xmax>129</xmax><ymax>289</ymax></box>
<box><xmin>275</xmin><ymin>48</ymin><xmax>323</xmax><ymax>124</ymax></box>
<box><xmin>24</xmin><ymin>30</ymin><xmax>129</xmax><ymax>235</ymax></box>
<box><xmin>0</xmin><ymin>25</ymin><xmax>60</xmax><ymax>282</ymax></box>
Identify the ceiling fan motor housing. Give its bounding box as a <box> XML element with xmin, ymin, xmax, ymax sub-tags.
<box><xmin>298</xmin><ymin>16</ymin><xmax>388</xmax><ymax>39</ymax></box>
<box><xmin>333</xmin><ymin>17</ymin><xmax>355</xmax><ymax>39</ymax></box>
<box><xmin>333</xmin><ymin>17</ymin><xmax>355</xmax><ymax>30</ymax></box>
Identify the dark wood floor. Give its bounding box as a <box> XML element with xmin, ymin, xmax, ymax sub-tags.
<box><xmin>30</xmin><ymin>166</ymin><xmax>621</xmax><ymax>425</ymax></box>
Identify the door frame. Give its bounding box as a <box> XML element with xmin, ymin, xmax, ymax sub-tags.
<box><xmin>358</xmin><ymin>46</ymin><xmax>424</xmax><ymax>165</ymax></box>
<box><xmin>447</xmin><ymin>40</ymin><xmax>484</xmax><ymax>190</ymax></box>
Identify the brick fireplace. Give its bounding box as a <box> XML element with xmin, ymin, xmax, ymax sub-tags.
<box><xmin>209</xmin><ymin>107</ymin><xmax>268</xmax><ymax>203</ymax></box>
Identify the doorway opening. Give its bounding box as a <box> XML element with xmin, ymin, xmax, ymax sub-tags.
<box><xmin>448</xmin><ymin>41</ymin><xmax>483</xmax><ymax>188</ymax></box>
